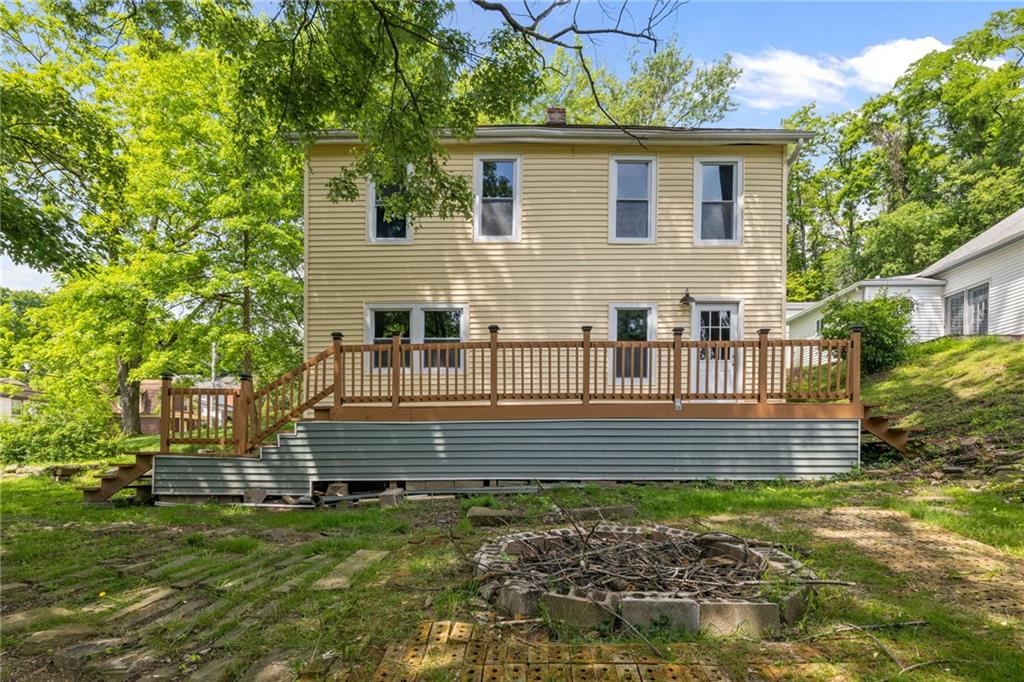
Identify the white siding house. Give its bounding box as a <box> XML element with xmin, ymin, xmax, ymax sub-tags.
<box><xmin>788</xmin><ymin>207</ymin><xmax>1024</xmax><ymax>340</ymax></box>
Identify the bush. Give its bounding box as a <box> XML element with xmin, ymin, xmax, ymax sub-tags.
<box><xmin>819</xmin><ymin>294</ymin><xmax>914</xmax><ymax>374</ymax></box>
<box><xmin>0</xmin><ymin>400</ymin><xmax>123</xmax><ymax>464</ymax></box>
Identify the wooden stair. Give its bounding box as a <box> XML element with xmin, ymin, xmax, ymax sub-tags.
<box><xmin>860</xmin><ymin>404</ymin><xmax>917</xmax><ymax>454</ymax></box>
<box><xmin>81</xmin><ymin>452</ymin><xmax>155</xmax><ymax>504</ymax></box>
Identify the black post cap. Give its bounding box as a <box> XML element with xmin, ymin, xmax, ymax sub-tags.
<box><xmin>758</xmin><ymin>328</ymin><xmax>771</xmax><ymax>335</ymax></box>
<box><xmin>239</xmin><ymin>373</ymin><xmax>253</xmax><ymax>381</ymax></box>
<box><xmin>160</xmin><ymin>372</ymin><xmax>173</xmax><ymax>381</ymax></box>
<box><xmin>581</xmin><ymin>325</ymin><xmax>593</xmax><ymax>332</ymax></box>
<box><xmin>331</xmin><ymin>331</ymin><xmax>344</xmax><ymax>340</ymax></box>
<box><xmin>849</xmin><ymin>325</ymin><xmax>864</xmax><ymax>332</ymax></box>
<box><xmin>672</xmin><ymin>327</ymin><xmax>685</xmax><ymax>335</ymax></box>
<box><xmin>488</xmin><ymin>324</ymin><xmax>500</xmax><ymax>333</ymax></box>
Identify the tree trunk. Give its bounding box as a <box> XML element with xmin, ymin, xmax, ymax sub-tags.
<box><xmin>117</xmin><ymin>357</ymin><xmax>143</xmax><ymax>436</ymax></box>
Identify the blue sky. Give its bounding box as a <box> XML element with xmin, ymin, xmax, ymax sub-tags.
<box><xmin>3</xmin><ymin>1</ymin><xmax>1015</xmax><ymax>290</ymax></box>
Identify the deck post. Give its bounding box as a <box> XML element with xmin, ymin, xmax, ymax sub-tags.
<box><xmin>390</xmin><ymin>333</ymin><xmax>402</xmax><ymax>407</ymax></box>
<box><xmin>672</xmin><ymin>328</ymin><xmax>684</xmax><ymax>402</ymax></box>
<box><xmin>581</xmin><ymin>326</ymin><xmax>592</xmax><ymax>405</ymax></box>
<box><xmin>159</xmin><ymin>373</ymin><xmax>172</xmax><ymax>454</ymax></box>
<box><xmin>332</xmin><ymin>331</ymin><xmax>344</xmax><ymax>411</ymax></box>
<box><xmin>488</xmin><ymin>325</ymin><xmax>500</xmax><ymax>406</ymax></box>
<box><xmin>235</xmin><ymin>373</ymin><xmax>252</xmax><ymax>455</ymax></box>
<box><xmin>848</xmin><ymin>326</ymin><xmax>862</xmax><ymax>405</ymax></box>
<box><xmin>757</xmin><ymin>328</ymin><xmax>770</xmax><ymax>403</ymax></box>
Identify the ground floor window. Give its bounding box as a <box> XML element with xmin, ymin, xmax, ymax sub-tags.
<box><xmin>609</xmin><ymin>304</ymin><xmax>655</xmax><ymax>380</ymax></box>
<box><xmin>945</xmin><ymin>284</ymin><xmax>988</xmax><ymax>335</ymax></box>
<box><xmin>366</xmin><ymin>304</ymin><xmax>467</xmax><ymax>370</ymax></box>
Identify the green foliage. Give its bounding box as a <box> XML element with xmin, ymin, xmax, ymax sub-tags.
<box><xmin>820</xmin><ymin>295</ymin><xmax>914</xmax><ymax>373</ymax></box>
<box><xmin>512</xmin><ymin>43</ymin><xmax>739</xmax><ymax>127</ymax></box>
<box><xmin>0</xmin><ymin>390</ymin><xmax>122</xmax><ymax>464</ymax></box>
<box><xmin>786</xmin><ymin>8</ymin><xmax>1024</xmax><ymax>300</ymax></box>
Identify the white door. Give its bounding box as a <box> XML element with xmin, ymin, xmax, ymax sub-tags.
<box><xmin>692</xmin><ymin>303</ymin><xmax>741</xmax><ymax>396</ymax></box>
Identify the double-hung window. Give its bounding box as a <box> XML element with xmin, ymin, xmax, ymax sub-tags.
<box><xmin>367</xmin><ymin>182</ymin><xmax>411</xmax><ymax>242</ymax></box>
<box><xmin>367</xmin><ymin>304</ymin><xmax>467</xmax><ymax>371</ymax></box>
<box><xmin>695</xmin><ymin>158</ymin><xmax>742</xmax><ymax>244</ymax></box>
<box><xmin>474</xmin><ymin>155</ymin><xmax>521</xmax><ymax>241</ymax></box>
<box><xmin>610</xmin><ymin>304</ymin><xmax>655</xmax><ymax>380</ymax></box>
<box><xmin>610</xmin><ymin>157</ymin><xmax>655</xmax><ymax>242</ymax></box>
<box><xmin>945</xmin><ymin>283</ymin><xmax>988</xmax><ymax>335</ymax></box>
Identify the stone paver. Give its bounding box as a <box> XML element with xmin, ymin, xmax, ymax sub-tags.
<box><xmin>312</xmin><ymin>549</ymin><xmax>389</xmax><ymax>590</ymax></box>
<box><xmin>105</xmin><ymin>587</ymin><xmax>177</xmax><ymax>622</ymax></box>
<box><xmin>186</xmin><ymin>657</ymin><xmax>236</xmax><ymax>681</ymax></box>
<box><xmin>20</xmin><ymin>623</ymin><xmax>99</xmax><ymax>654</ymax></box>
<box><xmin>52</xmin><ymin>638</ymin><xmax>125</xmax><ymax>670</ymax></box>
<box><xmin>1</xmin><ymin>581</ymin><xmax>31</xmax><ymax>595</ymax></box>
<box><xmin>3</xmin><ymin>606</ymin><xmax>75</xmax><ymax>633</ymax></box>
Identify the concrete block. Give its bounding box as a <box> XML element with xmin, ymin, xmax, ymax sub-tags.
<box><xmin>243</xmin><ymin>488</ymin><xmax>267</xmax><ymax>504</ymax></box>
<box><xmin>698</xmin><ymin>600</ymin><xmax>780</xmax><ymax>637</ymax></box>
<box><xmin>467</xmin><ymin>506</ymin><xmax>521</xmax><ymax>527</ymax></box>
<box><xmin>495</xmin><ymin>584</ymin><xmax>542</xmax><ymax>617</ymax></box>
<box><xmin>378</xmin><ymin>489</ymin><xmax>404</xmax><ymax>508</ymax></box>
<box><xmin>541</xmin><ymin>593</ymin><xmax>614</xmax><ymax>630</ymax></box>
<box><xmin>619</xmin><ymin>598</ymin><xmax>699</xmax><ymax>633</ymax></box>
<box><xmin>781</xmin><ymin>587</ymin><xmax>811</xmax><ymax>625</ymax></box>
<box><xmin>325</xmin><ymin>483</ymin><xmax>348</xmax><ymax>496</ymax></box>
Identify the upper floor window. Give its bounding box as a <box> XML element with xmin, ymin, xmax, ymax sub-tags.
<box><xmin>695</xmin><ymin>158</ymin><xmax>742</xmax><ymax>245</ymax></box>
<box><xmin>610</xmin><ymin>157</ymin><xmax>655</xmax><ymax>243</ymax></box>
<box><xmin>474</xmin><ymin>155</ymin><xmax>521</xmax><ymax>242</ymax></box>
<box><xmin>367</xmin><ymin>182</ymin><xmax>411</xmax><ymax>243</ymax></box>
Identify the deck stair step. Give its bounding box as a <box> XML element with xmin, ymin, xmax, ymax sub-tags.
<box><xmin>860</xmin><ymin>405</ymin><xmax>915</xmax><ymax>455</ymax></box>
<box><xmin>81</xmin><ymin>452</ymin><xmax>157</xmax><ymax>504</ymax></box>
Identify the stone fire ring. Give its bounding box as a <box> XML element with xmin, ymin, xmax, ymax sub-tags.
<box><xmin>474</xmin><ymin>525</ymin><xmax>815</xmax><ymax>638</ymax></box>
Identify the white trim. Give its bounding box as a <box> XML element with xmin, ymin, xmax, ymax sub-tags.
<box><xmin>609</xmin><ymin>155</ymin><xmax>657</xmax><ymax>244</ymax></box>
<box><xmin>473</xmin><ymin>153</ymin><xmax>522</xmax><ymax>242</ymax></box>
<box><xmin>364</xmin><ymin>303</ymin><xmax>470</xmax><ymax>373</ymax></box>
<box><xmin>607</xmin><ymin>302</ymin><xmax>658</xmax><ymax>384</ymax></box>
<box><xmin>689</xmin><ymin>300</ymin><xmax>744</xmax><ymax>398</ymax></box>
<box><xmin>943</xmin><ymin>280</ymin><xmax>990</xmax><ymax>336</ymax></box>
<box><xmin>366</xmin><ymin>180</ymin><xmax>413</xmax><ymax>244</ymax></box>
<box><xmin>690</xmin><ymin>299</ymin><xmax>745</xmax><ymax>341</ymax></box>
<box><xmin>694</xmin><ymin>156</ymin><xmax>744</xmax><ymax>246</ymax></box>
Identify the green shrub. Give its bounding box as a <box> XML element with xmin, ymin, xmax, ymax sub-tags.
<box><xmin>820</xmin><ymin>294</ymin><xmax>914</xmax><ymax>373</ymax></box>
<box><xmin>0</xmin><ymin>399</ymin><xmax>122</xmax><ymax>464</ymax></box>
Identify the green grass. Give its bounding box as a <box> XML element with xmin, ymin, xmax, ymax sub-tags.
<box><xmin>861</xmin><ymin>336</ymin><xmax>1024</xmax><ymax>448</ymax></box>
<box><xmin>3</xmin><ymin>474</ymin><xmax>1024</xmax><ymax>679</ymax></box>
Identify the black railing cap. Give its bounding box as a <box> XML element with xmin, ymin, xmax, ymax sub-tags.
<box><xmin>758</xmin><ymin>328</ymin><xmax>771</xmax><ymax>335</ymax></box>
<box><xmin>849</xmin><ymin>325</ymin><xmax>865</xmax><ymax>332</ymax></box>
<box><xmin>331</xmin><ymin>331</ymin><xmax>344</xmax><ymax>340</ymax></box>
<box><xmin>581</xmin><ymin>325</ymin><xmax>593</xmax><ymax>332</ymax></box>
<box><xmin>160</xmin><ymin>372</ymin><xmax>173</xmax><ymax>381</ymax></box>
<box><xmin>488</xmin><ymin>324</ymin><xmax>500</xmax><ymax>333</ymax></box>
<box><xmin>239</xmin><ymin>373</ymin><xmax>253</xmax><ymax>381</ymax></box>
<box><xmin>672</xmin><ymin>327</ymin><xmax>685</xmax><ymax>335</ymax></box>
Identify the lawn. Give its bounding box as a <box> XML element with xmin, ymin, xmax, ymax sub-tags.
<box><xmin>2</xmin><ymin>473</ymin><xmax>1023</xmax><ymax>680</ymax></box>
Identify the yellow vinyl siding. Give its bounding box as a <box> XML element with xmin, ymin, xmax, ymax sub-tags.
<box><xmin>304</xmin><ymin>142</ymin><xmax>785</xmax><ymax>356</ymax></box>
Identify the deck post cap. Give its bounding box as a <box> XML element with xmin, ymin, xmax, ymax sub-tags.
<box><xmin>581</xmin><ymin>325</ymin><xmax>593</xmax><ymax>332</ymax></box>
<box><xmin>160</xmin><ymin>372</ymin><xmax>173</xmax><ymax>381</ymax></box>
<box><xmin>331</xmin><ymin>331</ymin><xmax>344</xmax><ymax>340</ymax></box>
<box><xmin>672</xmin><ymin>327</ymin><xmax>685</xmax><ymax>335</ymax></box>
<box><xmin>488</xmin><ymin>324</ymin><xmax>500</xmax><ymax>333</ymax></box>
<box><xmin>758</xmin><ymin>328</ymin><xmax>771</xmax><ymax>335</ymax></box>
<box><xmin>239</xmin><ymin>373</ymin><xmax>253</xmax><ymax>381</ymax></box>
<box><xmin>849</xmin><ymin>325</ymin><xmax>864</xmax><ymax>332</ymax></box>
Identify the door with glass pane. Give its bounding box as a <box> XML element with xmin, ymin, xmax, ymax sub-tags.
<box><xmin>691</xmin><ymin>303</ymin><xmax>740</xmax><ymax>396</ymax></box>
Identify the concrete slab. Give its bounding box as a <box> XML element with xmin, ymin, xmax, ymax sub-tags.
<box><xmin>311</xmin><ymin>550</ymin><xmax>389</xmax><ymax>590</ymax></box>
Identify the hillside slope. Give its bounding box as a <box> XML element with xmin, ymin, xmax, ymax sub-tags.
<box><xmin>862</xmin><ymin>336</ymin><xmax>1024</xmax><ymax>453</ymax></box>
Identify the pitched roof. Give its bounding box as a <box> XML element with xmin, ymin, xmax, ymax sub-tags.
<box><xmin>919</xmin><ymin>207</ymin><xmax>1024</xmax><ymax>277</ymax></box>
<box><xmin>786</xmin><ymin>277</ymin><xmax>945</xmax><ymax>323</ymax></box>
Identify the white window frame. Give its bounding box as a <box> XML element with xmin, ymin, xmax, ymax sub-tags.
<box><xmin>366</xmin><ymin>176</ymin><xmax>414</xmax><ymax>244</ymax></box>
<box><xmin>608</xmin><ymin>302</ymin><xmax>658</xmax><ymax>383</ymax></box>
<box><xmin>945</xmin><ymin>281</ymin><xmax>989</xmax><ymax>336</ymax></box>
<box><xmin>609</xmin><ymin>155</ymin><xmax>657</xmax><ymax>244</ymax></box>
<box><xmin>473</xmin><ymin>154</ymin><xmax>522</xmax><ymax>243</ymax></box>
<box><xmin>364</xmin><ymin>303</ymin><xmax>469</xmax><ymax>373</ymax></box>
<box><xmin>694</xmin><ymin>157</ymin><xmax>744</xmax><ymax>246</ymax></box>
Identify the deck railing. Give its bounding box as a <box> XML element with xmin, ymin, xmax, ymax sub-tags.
<box><xmin>158</xmin><ymin>326</ymin><xmax>862</xmax><ymax>455</ymax></box>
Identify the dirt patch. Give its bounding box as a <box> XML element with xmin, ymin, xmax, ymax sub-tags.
<box><xmin>725</xmin><ymin>507</ymin><xmax>1024</xmax><ymax>623</ymax></box>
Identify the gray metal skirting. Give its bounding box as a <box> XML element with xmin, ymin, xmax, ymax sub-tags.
<box><xmin>152</xmin><ymin>419</ymin><xmax>861</xmax><ymax>497</ymax></box>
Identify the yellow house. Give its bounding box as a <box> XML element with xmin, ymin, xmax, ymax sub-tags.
<box><xmin>103</xmin><ymin>121</ymin><xmax>912</xmax><ymax>503</ymax></box>
<box><xmin>304</xmin><ymin>122</ymin><xmax>801</xmax><ymax>358</ymax></box>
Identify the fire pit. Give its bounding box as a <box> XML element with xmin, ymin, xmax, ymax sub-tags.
<box><xmin>474</xmin><ymin>525</ymin><xmax>815</xmax><ymax>637</ymax></box>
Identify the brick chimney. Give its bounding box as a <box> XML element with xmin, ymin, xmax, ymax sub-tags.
<box><xmin>544</xmin><ymin>106</ymin><xmax>566</xmax><ymax>126</ymax></box>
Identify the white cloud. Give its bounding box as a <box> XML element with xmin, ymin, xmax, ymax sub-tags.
<box><xmin>845</xmin><ymin>37</ymin><xmax>948</xmax><ymax>92</ymax></box>
<box><xmin>733</xmin><ymin>37</ymin><xmax>950</xmax><ymax>110</ymax></box>
<box><xmin>0</xmin><ymin>256</ymin><xmax>53</xmax><ymax>291</ymax></box>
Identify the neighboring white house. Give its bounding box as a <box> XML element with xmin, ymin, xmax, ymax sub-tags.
<box><xmin>788</xmin><ymin>207</ymin><xmax>1024</xmax><ymax>340</ymax></box>
<box><xmin>0</xmin><ymin>378</ymin><xmax>34</xmax><ymax>421</ymax></box>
